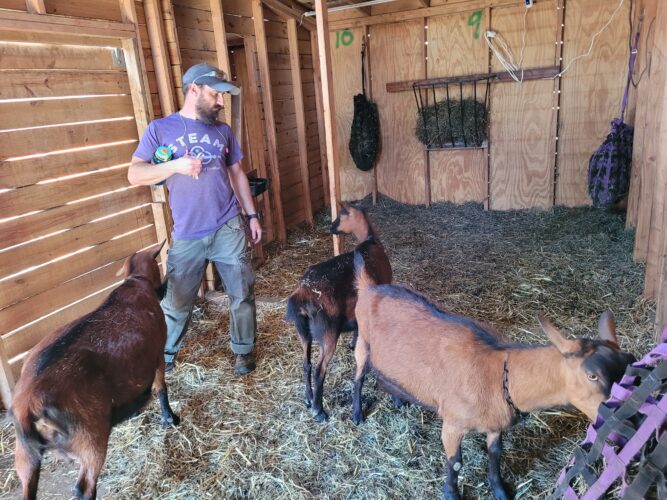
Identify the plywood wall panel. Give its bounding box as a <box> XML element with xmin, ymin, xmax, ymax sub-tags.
<box><xmin>556</xmin><ymin>0</ymin><xmax>630</xmax><ymax>206</ymax></box>
<box><xmin>331</xmin><ymin>26</ymin><xmax>373</xmax><ymax>201</ymax></box>
<box><xmin>489</xmin><ymin>1</ymin><xmax>558</xmax><ymax>210</ymax></box>
<box><xmin>430</xmin><ymin>149</ymin><xmax>486</xmax><ymax>203</ymax></box>
<box><xmin>371</xmin><ymin>20</ymin><xmax>426</xmax><ymax>205</ymax></box>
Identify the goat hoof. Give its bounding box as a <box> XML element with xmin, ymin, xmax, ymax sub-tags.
<box><xmin>443</xmin><ymin>485</ymin><xmax>461</xmax><ymax>500</ymax></box>
<box><xmin>352</xmin><ymin>412</ymin><xmax>365</xmax><ymax>425</ymax></box>
<box><xmin>163</xmin><ymin>412</ymin><xmax>181</xmax><ymax>427</ymax></box>
<box><xmin>304</xmin><ymin>398</ymin><xmax>312</xmax><ymax>409</ymax></box>
<box><xmin>390</xmin><ymin>396</ymin><xmax>405</xmax><ymax>408</ymax></box>
<box><xmin>313</xmin><ymin>409</ymin><xmax>329</xmax><ymax>422</ymax></box>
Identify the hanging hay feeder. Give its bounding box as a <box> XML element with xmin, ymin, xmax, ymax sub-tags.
<box><xmin>415</xmin><ymin>98</ymin><xmax>487</xmax><ymax>149</ymax></box>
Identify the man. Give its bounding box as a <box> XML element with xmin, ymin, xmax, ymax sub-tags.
<box><xmin>128</xmin><ymin>63</ymin><xmax>261</xmax><ymax>375</ymax></box>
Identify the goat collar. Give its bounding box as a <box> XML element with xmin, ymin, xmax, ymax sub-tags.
<box><xmin>503</xmin><ymin>356</ymin><xmax>528</xmax><ymax>426</ymax></box>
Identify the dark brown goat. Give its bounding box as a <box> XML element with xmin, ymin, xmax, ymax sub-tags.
<box><xmin>11</xmin><ymin>243</ymin><xmax>179</xmax><ymax>500</ymax></box>
<box><xmin>352</xmin><ymin>253</ymin><xmax>635</xmax><ymax>500</ymax></box>
<box><xmin>286</xmin><ymin>203</ymin><xmax>392</xmax><ymax>421</ymax></box>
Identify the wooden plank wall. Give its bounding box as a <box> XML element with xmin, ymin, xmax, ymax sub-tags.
<box><xmin>427</xmin><ymin>10</ymin><xmax>489</xmax><ymax>204</ymax></box>
<box><xmin>489</xmin><ymin>0</ymin><xmax>558</xmax><ymax>210</ymax></box>
<box><xmin>331</xmin><ymin>0</ymin><xmax>633</xmax><ymax>210</ymax></box>
<box><xmin>0</xmin><ymin>36</ymin><xmax>156</xmax><ymax>381</ymax></box>
<box><xmin>331</xmin><ymin>26</ymin><xmax>374</xmax><ymax>201</ymax></box>
<box><xmin>556</xmin><ymin>0</ymin><xmax>631</xmax><ymax>206</ymax></box>
<box><xmin>371</xmin><ymin>19</ymin><xmax>426</xmax><ymax>204</ymax></box>
<box><xmin>630</xmin><ymin>0</ymin><xmax>667</xmax><ymax>311</ymax></box>
<box><xmin>166</xmin><ymin>0</ymin><xmax>322</xmax><ymax>232</ymax></box>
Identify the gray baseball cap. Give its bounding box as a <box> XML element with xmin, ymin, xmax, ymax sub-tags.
<box><xmin>182</xmin><ymin>63</ymin><xmax>240</xmax><ymax>95</ymax></box>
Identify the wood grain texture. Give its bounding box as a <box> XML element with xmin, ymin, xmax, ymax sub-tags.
<box><xmin>371</xmin><ymin>20</ymin><xmax>425</xmax><ymax>204</ymax></box>
<box><xmin>430</xmin><ymin>149</ymin><xmax>486</xmax><ymax>203</ymax></box>
<box><xmin>489</xmin><ymin>0</ymin><xmax>558</xmax><ymax>209</ymax></box>
<box><xmin>331</xmin><ymin>26</ymin><xmax>373</xmax><ymax>201</ymax></box>
<box><xmin>556</xmin><ymin>0</ymin><xmax>630</xmax><ymax>206</ymax></box>
<box><xmin>427</xmin><ymin>9</ymin><xmax>489</xmax><ymax>203</ymax></box>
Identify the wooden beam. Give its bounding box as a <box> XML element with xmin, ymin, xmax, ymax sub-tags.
<box><xmin>0</xmin><ymin>338</ymin><xmax>15</xmax><ymax>409</ymax></box>
<box><xmin>288</xmin><ymin>18</ymin><xmax>314</xmax><ymax>225</ymax></box>
<box><xmin>0</xmin><ymin>10</ymin><xmax>136</xmax><ymax>40</ymax></box>
<box><xmin>210</xmin><ymin>0</ymin><xmax>241</xmax><ymax>144</ymax></box>
<box><xmin>315</xmin><ymin>0</ymin><xmax>342</xmax><ymax>255</ymax></box>
<box><xmin>253</xmin><ymin>0</ymin><xmax>287</xmax><ymax>244</ymax></box>
<box><xmin>119</xmin><ymin>0</ymin><xmax>171</xmax><ymax>265</ymax></box>
<box><xmin>262</xmin><ymin>0</ymin><xmax>316</xmax><ymax>31</ymax></box>
<box><xmin>418</xmin><ymin>0</ymin><xmax>431</xmax><ymax>7</ymax></box>
<box><xmin>144</xmin><ymin>0</ymin><xmax>177</xmax><ymax>116</ymax></box>
<box><xmin>311</xmin><ymin>32</ymin><xmax>330</xmax><ymax>207</ymax></box>
<box><xmin>386</xmin><ymin>66</ymin><xmax>561</xmax><ymax>93</ymax></box>
<box><xmin>329</xmin><ymin>0</ymin><xmax>516</xmax><ymax>30</ymax></box>
<box><xmin>243</xmin><ymin>37</ymin><xmax>275</xmax><ymax>244</ymax></box>
<box><xmin>25</xmin><ymin>0</ymin><xmax>45</xmax><ymax>14</ymax></box>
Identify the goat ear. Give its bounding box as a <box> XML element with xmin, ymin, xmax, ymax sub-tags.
<box><xmin>539</xmin><ymin>314</ymin><xmax>577</xmax><ymax>355</ymax></box>
<box><xmin>151</xmin><ymin>240</ymin><xmax>166</xmax><ymax>260</ymax></box>
<box><xmin>116</xmin><ymin>255</ymin><xmax>132</xmax><ymax>278</ymax></box>
<box><xmin>598</xmin><ymin>310</ymin><xmax>619</xmax><ymax>346</ymax></box>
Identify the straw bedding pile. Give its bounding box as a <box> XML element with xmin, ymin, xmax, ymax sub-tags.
<box><xmin>0</xmin><ymin>195</ymin><xmax>655</xmax><ymax>499</ymax></box>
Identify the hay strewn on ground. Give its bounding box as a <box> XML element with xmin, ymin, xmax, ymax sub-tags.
<box><xmin>0</xmin><ymin>195</ymin><xmax>655</xmax><ymax>499</ymax></box>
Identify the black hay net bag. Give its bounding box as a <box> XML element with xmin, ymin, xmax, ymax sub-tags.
<box><xmin>587</xmin><ymin>19</ymin><xmax>640</xmax><ymax>209</ymax></box>
<box><xmin>349</xmin><ymin>43</ymin><xmax>379</xmax><ymax>172</ymax></box>
<box><xmin>349</xmin><ymin>93</ymin><xmax>379</xmax><ymax>172</ymax></box>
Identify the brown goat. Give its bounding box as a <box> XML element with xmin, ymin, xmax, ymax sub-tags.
<box><xmin>352</xmin><ymin>252</ymin><xmax>635</xmax><ymax>500</ymax></box>
<box><xmin>286</xmin><ymin>203</ymin><xmax>392</xmax><ymax>421</ymax></box>
<box><xmin>11</xmin><ymin>243</ymin><xmax>179</xmax><ymax>500</ymax></box>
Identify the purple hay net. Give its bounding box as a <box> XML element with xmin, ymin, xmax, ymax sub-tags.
<box><xmin>587</xmin><ymin>118</ymin><xmax>634</xmax><ymax>210</ymax></box>
<box><xmin>551</xmin><ymin>329</ymin><xmax>667</xmax><ymax>499</ymax></box>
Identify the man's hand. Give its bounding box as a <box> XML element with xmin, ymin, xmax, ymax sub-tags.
<box><xmin>248</xmin><ymin>217</ymin><xmax>262</xmax><ymax>244</ymax></box>
<box><xmin>170</xmin><ymin>153</ymin><xmax>202</xmax><ymax>179</ymax></box>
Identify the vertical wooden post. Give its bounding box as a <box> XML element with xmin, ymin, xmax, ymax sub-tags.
<box><xmin>244</xmin><ymin>37</ymin><xmax>275</xmax><ymax>244</ymax></box>
<box><xmin>210</xmin><ymin>0</ymin><xmax>241</xmax><ymax>142</ymax></box>
<box><xmin>25</xmin><ymin>0</ymin><xmax>45</xmax><ymax>14</ymax></box>
<box><xmin>252</xmin><ymin>0</ymin><xmax>287</xmax><ymax>244</ymax></box>
<box><xmin>484</xmin><ymin>6</ymin><xmax>492</xmax><ymax>211</ymax></box>
<box><xmin>311</xmin><ymin>32</ymin><xmax>330</xmax><ymax>206</ymax></box>
<box><xmin>0</xmin><ymin>338</ymin><xmax>16</xmax><ymax>408</ymax></box>
<box><xmin>314</xmin><ymin>0</ymin><xmax>343</xmax><ymax>255</ymax></box>
<box><xmin>552</xmin><ymin>0</ymin><xmax>566</xmax><ymax>206</ymax></box>
<box><xmin>119</xmin><ymin>0</ymin><xmax>170</xmax><ymax>266</ymax></box>
<box><xmin>423</xmin><ymin>17</ymin><xmax>430</xmax><ymax>208</ymax></box>
<box><xmin>161</xmin><ymin>0</ymin><xmax>184</xmax><ymax>108</ymax></box>
<box><xmin>144</xmin><ymin>0</ymin><xmax>176</xmax><ymax>116</ymax></box>
<box><xmin>288</xmin><ymin>19</ymin><xmax>314</xmax><ymax>225</ymax></box>
<box><xmin>365</xmin><ymin>25</ymin><xmax>378</xmax><ymax>205</ymax></box>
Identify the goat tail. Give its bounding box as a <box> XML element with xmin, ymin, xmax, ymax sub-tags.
<box><xmin>354</xmin><ymin>250</ymin><xmax>374</xmax><ymax>292</ymax></box>
<box><xmin>10</xmin><ymin>404</ymin><xmax>43</xmax><ymax>463</ymax></box>
<box><xmin>286</xmin><ymin>293</ymin><xmax>311</xmax><ymax>340</ymax></box>
<box><xmin>11</xmin><ymin>400</ymin><xmax>70</xmax><ymax>459</ymax></box>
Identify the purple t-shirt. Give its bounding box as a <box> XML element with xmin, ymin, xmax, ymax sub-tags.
<box><xmin>134</xmin><ymin>113</ymin><xmax>244</xmax><ymax>240</ymax></box>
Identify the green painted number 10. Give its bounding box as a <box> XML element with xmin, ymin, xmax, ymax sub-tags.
<box><xmin>335</xmin><ymin>30</ymin><xmax>354</xmax><ymax>48</ymax></box>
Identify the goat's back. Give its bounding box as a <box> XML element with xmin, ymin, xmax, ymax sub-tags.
<box><xmin>14</xmin><ymin>277</ymin><xmax>166</xmax><ymax>425</ymax></box>
<box><xmin>291</xmin><ymin>239</ymin><xmax>391</xmax><ymax>320</ymax></box>
<box><xmin>356</xmin><ymin>283</ymin><xmax>507</xmax><ymax>422</ymax></box>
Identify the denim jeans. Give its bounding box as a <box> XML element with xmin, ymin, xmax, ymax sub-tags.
<box><xmin>161</xmin><ymin>215</ymin><xmax>256</xmax><ymax>362</ymax></box>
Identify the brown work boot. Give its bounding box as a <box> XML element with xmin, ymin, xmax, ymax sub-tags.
<box><xmin>234</xmin><ymin>352</ymin><xmax>256</xmax><ymax>375</ymax></box>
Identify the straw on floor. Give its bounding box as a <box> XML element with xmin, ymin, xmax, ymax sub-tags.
<box><xmin>0</xmin><ymin>195</ymin><xmax>655</xmax><ymax>499</ymax></box>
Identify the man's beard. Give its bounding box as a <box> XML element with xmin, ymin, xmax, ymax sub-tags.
<box><xmin>196</xmin><ymin>102</ymin><xmax>222</xmax><ymax>124</ymax></box>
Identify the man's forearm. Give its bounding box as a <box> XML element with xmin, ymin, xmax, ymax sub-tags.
<box><xmin>127</xmin><ymin>159</ymin><xmax>173</xmax><ymax>186</ymax></box>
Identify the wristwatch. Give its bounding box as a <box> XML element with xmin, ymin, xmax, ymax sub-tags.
<box><xmin>246</xmin><ymin>213</ymin><xmax>259</xmax><ymax>221</ymax></box>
